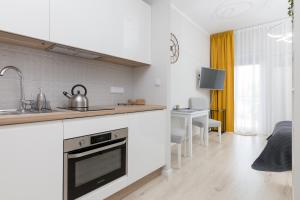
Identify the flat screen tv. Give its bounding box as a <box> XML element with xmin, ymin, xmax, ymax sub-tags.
<box><xmin>199</xmin><ymin>68</ymin><xmax>225</xmax><ymax>90</ymax></box>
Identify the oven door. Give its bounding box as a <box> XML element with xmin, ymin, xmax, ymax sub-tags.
<box><xmin>64</xmin><ymin>138</ymin><xmax>127</xmax><ymax>200</ymax></box>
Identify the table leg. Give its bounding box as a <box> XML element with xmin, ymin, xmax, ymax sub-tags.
<box><xmin>204</xmin><ymin>113</ymin><xmax>209</xmax><ymax>146</ymax></box>
<box><xmin>200</xmin><ymin>127</ymin><xmax>203</xmax><ymax>145</ymax></box>
<box><xmin>187</xmin><ymin>116</ymin><xmax>193</xmax><ymax>157</ymax></box>
<box><xmin>183</xmin><ymin>117</ymin><xmax>187</xmax><ymax>157</ymax></box>
<box><xmin>183</xmin><ymin>134</ymin><xmax>187</xmax><ymax>157</ymax></box>
<box><xmin>224</xmin><ymin>110</ymin><xmax>226</xmax><ymax>133</ymax></box>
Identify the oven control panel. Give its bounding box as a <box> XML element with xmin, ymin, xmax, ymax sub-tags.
<box><xmin>64</xmin><ymin>128</ymin><xmax>128</xmax><ymax>152</ymax></box>
<box><xmin>91</xmin><ymin>133</ymin><xmax>111</xmax><ymax>144</ymax></box>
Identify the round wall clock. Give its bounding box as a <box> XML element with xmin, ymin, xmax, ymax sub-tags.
<box><xmin>170</xmin><ymin>33</ymin><xmax>179</xmax><ymax>64</ymax></box>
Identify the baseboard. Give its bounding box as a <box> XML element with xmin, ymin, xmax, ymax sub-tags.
<box><xmin>105</xmin><ymin>168</ymin><xmax>162</xmax><ymax>200</ymax></box>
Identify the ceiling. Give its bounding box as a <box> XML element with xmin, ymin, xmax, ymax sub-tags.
<box><xmin>171</xmin><ymin>0</ymin><xmax>290</xmax><ymax>33</ymax></box>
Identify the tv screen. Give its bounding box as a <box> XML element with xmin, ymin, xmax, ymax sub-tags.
<box><xmin>199</xmin><ymin>68</ymin><xmax>225</xmax><ymax>90</ymax></box>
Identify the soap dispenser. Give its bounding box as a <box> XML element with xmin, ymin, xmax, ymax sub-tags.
<box><xmin>36</xmin><ymin>88</ymin><xmax>46</xmax><ymax>111</ymax></box>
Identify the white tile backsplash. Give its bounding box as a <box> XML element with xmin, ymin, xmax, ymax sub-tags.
<box><xmin>0</xmin><ymin>43</ymin><xmax>134</xmax><ymax>109</ymax></box>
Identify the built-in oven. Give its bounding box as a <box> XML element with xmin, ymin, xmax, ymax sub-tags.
<box><xmin>64</xmin><ymin>128</ymin><xmax>128</xmax><ymax>200</ymax></box>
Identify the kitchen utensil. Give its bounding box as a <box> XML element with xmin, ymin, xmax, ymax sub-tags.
<box><xmin>128</xmin><ymin>99</ymin><xmax>136</xmax><ymax>105</ymax></box>
<box><xmin>63</xmin><ymin>84</ymin><xmax>89</xmax><ymax>108</ymax></box>
<box><xmin>36</xmin><ymin>88</ymin><xmax>46</xmax><ymax>111</ymax></box>
<box><xmin>135</xmin><ymin>99</ymin><xmax>145</xmax><ymax>105</ymax></box>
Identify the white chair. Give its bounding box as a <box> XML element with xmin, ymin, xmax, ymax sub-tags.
<box><xmin>171</xmin><ymin>128</ymin><xmax>186</xmax><ymax>168</ymax></box>
<box><xmin>189</xmin><ymin>97</ymin><xmax>222</xmax><ymax>144</ymax></box>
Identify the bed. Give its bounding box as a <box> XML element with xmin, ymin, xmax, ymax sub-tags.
<box><xmin>252</xmin><ymin>121</ymin><xmax>292</xmax><ymax>172</ymax></box>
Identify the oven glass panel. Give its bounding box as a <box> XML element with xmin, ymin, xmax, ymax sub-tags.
<box><xmin>67</xmin><ymin>141</ymin><xmax>127</xmax><ymax>200</ymax></box>
<box><xmin>75</xmin><ymin>149</ymin><xmax>122</xmax><ymax>187</ymax></box>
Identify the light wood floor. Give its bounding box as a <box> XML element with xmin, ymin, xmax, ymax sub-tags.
<box><xmin>124</xmin><ymin>133</ymin><xmax>292</xmax><ymax>200</ymax></box>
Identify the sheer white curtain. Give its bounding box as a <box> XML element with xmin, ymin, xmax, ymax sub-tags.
<box><xmin>234</xmin><ymin>19</ymin><xmax>292</xmax><ymax>136</ymax></box>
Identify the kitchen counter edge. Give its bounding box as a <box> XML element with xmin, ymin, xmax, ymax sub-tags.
<box><xmin>0</xmin><ymin>105</ymin><xmax>166</xmax><ymax>126</ymax></box>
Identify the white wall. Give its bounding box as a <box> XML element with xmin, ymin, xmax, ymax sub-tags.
<box><xmin>293</xmin><ymin>1</ymin><xmax>299</xmax><ymax>199</ymax></box>
<box><xmin>0</xmin><ymin>43</ymin><xmax>134</xmax><ymax>109</ymax></box>
<box><xmin>133</xmin><ymin>0</ymin><xmax>171</xmax><ymax>107</ymax></box>
<box><xmin>170</xmin><ymin>5</ymin><xmax>210</xmax><ymax>109</ymax></box>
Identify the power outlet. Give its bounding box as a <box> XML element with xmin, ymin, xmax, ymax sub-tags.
<box><xmin>155</xmin><ymin>78</ymin><xmax>161</xmax><ymax>87</ymax></box>
<box><xmin>110</xmin><ymin>86</ymin><xmax>125</xmax><ymax>94</ymax></box>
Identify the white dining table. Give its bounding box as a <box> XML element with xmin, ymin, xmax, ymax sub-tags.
<box><xmin>171</xmin><ymin>109</ymin><xmax>209</xmax><ymax>158</ymax></box>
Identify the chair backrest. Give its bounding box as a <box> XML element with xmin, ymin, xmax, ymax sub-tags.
<box><xmin>189</xmin><ymin>97</ymin><xmax>209</xmax><ymax>110</ymax></box>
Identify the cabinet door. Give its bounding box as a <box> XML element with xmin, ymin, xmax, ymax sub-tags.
<box><xmin>0</xmin><ymin>121</ymin><xmax>63</xmax><ymax>200</ymax></box>
<box><xmin>0</xmin><ymin>0</ymin><xmax>50</xmax><ymax>40</ymax></box>
<box><xmin>50</xmin><ymin>0</ymin><xmax>151</xmax><ymax>64</ymax></box>
<box><xmin>50</xmin><ymin>0</ymin><xmax>124</xmax><ymax>57</ymax></box>
<box><xmin>122</xmin><ymin>0</ymin><xmax>151</xmax><ymax>63</ymax></box>
<box><xmin>128</xmin><ymin>110</ymin><xmax>166</xmax><ymax>183</ymax></box>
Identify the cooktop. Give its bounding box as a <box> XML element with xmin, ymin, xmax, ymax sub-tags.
<box><xmin>58</xmin><ymin>106</ymin><xmax>115</xmax><ymax>112</ymax></box>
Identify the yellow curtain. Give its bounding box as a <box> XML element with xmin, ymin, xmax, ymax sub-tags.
<box><xmin>210</xmin><ymin>31</ymin><xmax>234</xmax><ymax>132</ymax></box>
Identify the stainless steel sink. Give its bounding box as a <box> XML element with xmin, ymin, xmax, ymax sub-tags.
<box><xmin>0</xmin><ymin>109</ymin><xmax>25</xmax><ymax>115</ymax></box>
<box><xmin>0</xmin><ymin>109</ymin><xmax>56</xmax><ymax>115</ymax></box>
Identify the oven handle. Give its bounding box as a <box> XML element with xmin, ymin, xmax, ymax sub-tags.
<box><xmin>68</xmin><ymin>140</ymin><xmax>126</xmax><ymax>159</ymax></box>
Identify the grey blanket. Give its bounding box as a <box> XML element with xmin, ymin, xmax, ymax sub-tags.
<box><xmin>251</xmin><ymin>121</ymin><xmax>292</xmax><ymax>172</ymax></box>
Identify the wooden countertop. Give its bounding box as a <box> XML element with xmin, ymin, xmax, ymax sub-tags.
<box><xmin>0</xmin><ymin>105</ymin><xmax>166</xmax><ymax>126</ymax></box>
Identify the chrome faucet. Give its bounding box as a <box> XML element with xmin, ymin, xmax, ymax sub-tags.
<box><xmin>0</xmin><ymin>66</ymin><xmax>25</xmax><ymax>112</ymax></box>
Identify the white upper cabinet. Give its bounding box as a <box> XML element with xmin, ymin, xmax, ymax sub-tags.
<box><xmin>122</xmin><ymin>0</ymin><xmax>151</xmax><ymax>63</ymax></box>
<box><xmin>50</xmin><ymin>0</ymin><xmax>151</xmax><ymax>64</ymax></box>
<box><xmin>50</xmin><ymin>0</ymin><xmax>124</xmax><ymax>57</ymax></box>
<box><xmin>0</xmin><ymin>0</ymin><xmax>50</xmax><ymax>40</ymax></box>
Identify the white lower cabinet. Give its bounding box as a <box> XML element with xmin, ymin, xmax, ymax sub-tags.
<box><xmin>0</xmin><ymin>110</ymin><xmax>166</xmax><ymax>200</ymax></box>
<box><xmin>128</xmin><ymin>110</ymin><xmax>167</xmax><ymax>184</ymax></box>
<box><xmin>0</xmin><ymin>121</ymin><xmax>63</xmax><ymax>200</ymax></box>
<box><xmin>73</xmin><ymin>110</ymin><xmax>167</xmax><ymax>200</ymax></box>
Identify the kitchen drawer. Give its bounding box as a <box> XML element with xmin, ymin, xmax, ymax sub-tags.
<box><xmin>63</xmin><ymin>114</ymin><xmax>129</xmax><ymax>139</ymax></box>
